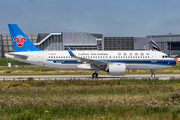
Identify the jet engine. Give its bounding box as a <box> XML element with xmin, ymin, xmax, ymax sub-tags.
<box><xmin>105</xmin><ymin>63</ymin><xmax>126</xmax><ymax>75</ymax></box>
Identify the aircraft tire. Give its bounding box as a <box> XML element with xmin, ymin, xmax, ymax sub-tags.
<box><xmin>151</xmin><ymin>74</ymin><xmax>155</xmax><ymax>77</ymax></box>
<box><xmin>92</xmin><ymin>73</ymin><xmax>98</xmax><ymax>78</ymax></box>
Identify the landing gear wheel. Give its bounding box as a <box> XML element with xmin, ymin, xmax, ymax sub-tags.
<box><xmin>151</xmin><ymin>69</ymin><xmax>155</xmax><ymax>78</ymax></box>
<box><xmin>92</xmin><ymin>73</ymin><xmax>98</xmax><ymax>78</ymax></box>
<box><xmin>151</xmin><ymin>74</ymin><xmax>155</xmax><ymax>77</ymax></box>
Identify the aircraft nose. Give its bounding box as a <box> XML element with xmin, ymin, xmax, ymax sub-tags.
<box><xmin>171</xmin><ymin>59</ymin><xmax>177</xmax><ymax>66</ymax></box>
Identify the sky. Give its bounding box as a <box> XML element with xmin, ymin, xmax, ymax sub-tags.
<box><xmin>1</xmin><ymin>0</ymin><xmax>180</xmax><ymax>37</ymax></box>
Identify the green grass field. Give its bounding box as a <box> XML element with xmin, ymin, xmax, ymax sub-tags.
<box><xmin>0</xmin><ymin>58</ymin><xmax>28</xmax><ymax>66</ymax></box>
<box><xmin>0</xmin><ymin>79</ymin><xmax>180</xmax><ymax>120</ymax></box>
<box><xmin>1</xmin><ymin>59</ymin><xmax>180</xmax><ymax>119</ymax></box>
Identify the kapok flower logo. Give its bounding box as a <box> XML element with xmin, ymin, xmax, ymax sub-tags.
<box><xmin>13</xmin><ymin>35</ymin><xmax>26</xmax><ymax>47</ymax></box>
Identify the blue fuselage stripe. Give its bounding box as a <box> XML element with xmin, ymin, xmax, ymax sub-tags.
<box><xmin>47</xmin><ymin>59</ymin><xmax>176</xmax><ymax>66</ymax></box>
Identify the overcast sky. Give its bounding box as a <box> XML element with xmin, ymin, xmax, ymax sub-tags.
<box><xmin>1</xmin><ymin>0</ymin><xmax>180</xmax><ymax>37</ymax></box>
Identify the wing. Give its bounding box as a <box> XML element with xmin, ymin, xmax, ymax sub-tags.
<box><xmin>65</xmin><ymin>45</ymin><xmax>107</xmax><ymax>67</ymax></box>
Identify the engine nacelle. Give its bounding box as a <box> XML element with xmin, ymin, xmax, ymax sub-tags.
<box><xmin>106</xmin><ymin>63</ymin><xmax>126</xmax><ymax>75</ymax></box>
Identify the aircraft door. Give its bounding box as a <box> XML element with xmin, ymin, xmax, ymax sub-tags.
<box><xmin>151</xmin><ymin>52</ymin><xmax>157</xmax><ymax>63</ymax></box>
<box><xmin>38</xmin><ymin>52</ymin><xmax>43</xmax><ymax>63</ymax></box>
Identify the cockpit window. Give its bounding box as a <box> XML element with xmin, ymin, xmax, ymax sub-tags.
<box><xmin>162</xmin><ymin>55</ymin><xmax>168</xmax><ymax>58</ymax></box>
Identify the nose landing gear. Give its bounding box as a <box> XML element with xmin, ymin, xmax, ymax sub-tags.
<box><xmin>151</xmin><ymin>69</ymin><xmax>155</xmax><ymax>77</ymax></box>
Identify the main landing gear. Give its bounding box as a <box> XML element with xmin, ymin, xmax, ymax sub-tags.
<box><xmin>92</xmin><ymin>67</ymin><xmax>100</xmax><ymax>78</ymax></box>
<box><xmin>92</xmin><ymin>73</ymin><xmax>98</xmax><ymax>78</ymax></box>
<box><xmin>151</xmin><ymin>69</ymin><xmax>155</xmax><ymax>77</ymax></box>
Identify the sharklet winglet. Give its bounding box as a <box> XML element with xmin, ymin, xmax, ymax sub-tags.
<box><xmin>65</xmin><ymin>45</ymin><xmax>75</xmax><ymax>57</ymax></box>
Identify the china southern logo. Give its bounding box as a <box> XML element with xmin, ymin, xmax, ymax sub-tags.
<box><xmin>13</xmin><ymin>35</ymin><xmax>26</xmax><ymax>47</ymax></box>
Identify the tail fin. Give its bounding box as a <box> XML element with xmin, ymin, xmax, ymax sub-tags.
<box><xmin>8</xmin><ymin>24</ymin><xmax>41</xmax><ymax>52</ymax></box>
<box><xmin>150</xmin><ymin>39</ymin><xmax>161</xmax><ymax>51</ymax></box>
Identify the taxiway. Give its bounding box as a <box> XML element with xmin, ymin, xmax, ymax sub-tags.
<box><xmin>0</xmin><ymin>74</ymin><xmax>179</xmax><ymax>80</ymax></box>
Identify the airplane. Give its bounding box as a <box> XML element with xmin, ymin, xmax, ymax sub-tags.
<box><xmin>150</xmin><ymin>39</ymin><xmax>180</xmax><ymax>58</ymax></box>
<box><xmin>5</xmin><ymin>24</ymin><xmax>177</xmax><ymax>78</ymax></box>
<box><xmin>150</xmin><ymin>39</ymin><xmax>161</xmax><ymax>51</ymax></box>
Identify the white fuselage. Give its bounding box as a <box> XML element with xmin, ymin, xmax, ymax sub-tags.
<box><xmin>5</xmin><ymin>50</ymin><xmax>176</xmax><ymax>70</ymax></box>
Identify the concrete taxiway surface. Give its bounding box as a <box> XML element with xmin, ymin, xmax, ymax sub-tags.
<box><xmin>0</xmin><ymin>74</ymin><xmax>179</xmax><ymax>80</ymax></box>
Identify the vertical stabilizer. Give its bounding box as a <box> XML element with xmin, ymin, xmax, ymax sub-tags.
<box><xmin>150</xmin><ymin>39</ymin><xmax>161</xmax><ymax>51</ymax></box>
<box><xmin>8</xmin><ymin>24</ymin><xmax>41</xmax><ymax>52</ymax></box>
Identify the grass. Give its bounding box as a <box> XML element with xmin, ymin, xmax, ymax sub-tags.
<box><xmin>0</xmin><ymin>59</ymin><xmax>180</xmax><ymax>119</ymax></box>
<box><xmin>0</xmin><ymin>79</ymin><xmax>180</xmax><ymax>119</ymax></box>
<box><xmin>0</xmin><ymin>58</ymin><xmax>28</xmax><ymax>66</ymax></box>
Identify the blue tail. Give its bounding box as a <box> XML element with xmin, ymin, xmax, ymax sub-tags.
<box><xmin>8</xmin><ymin>24</ymin><xmax>41</xmax><ymax>52</ymax></box>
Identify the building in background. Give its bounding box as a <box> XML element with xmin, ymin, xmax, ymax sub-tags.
<box><xmin>1</xmin><ymin>31</ymin><xmax>180</xmax><ymax>58</ymax></box>
<box><xmin>0</xmin><ymin>33</ymin><xmax>48</xmax><ymax>58</ymax></box>
<box><xmin>104</xmin><ymin>37</ymin><xmax>134</xmax><ymax>50</ymax></box>
<box><xmin>134</xmin><ymin>37</ymin><xmax>148</xmax><ymax>50</ymax></box>
<box><xmin>134</xmin><ymin>34</ymin><xmax>180</xmax><ymax>56</ymax></box>
<box><xmin>146</xmin><ymin>34</ymin><xmax>180</xmax><ymax>56</ymax></box>
<box><xmin>0</xmin><ymin>32</ymin><xmax>103</xmax><ymax>58</ymax></box>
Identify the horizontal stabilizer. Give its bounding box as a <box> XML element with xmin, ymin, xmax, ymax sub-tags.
<box><xmin>6</xmin><ymin>53</ymin><xmax>28</xmax><ymax>59</ymax></box>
